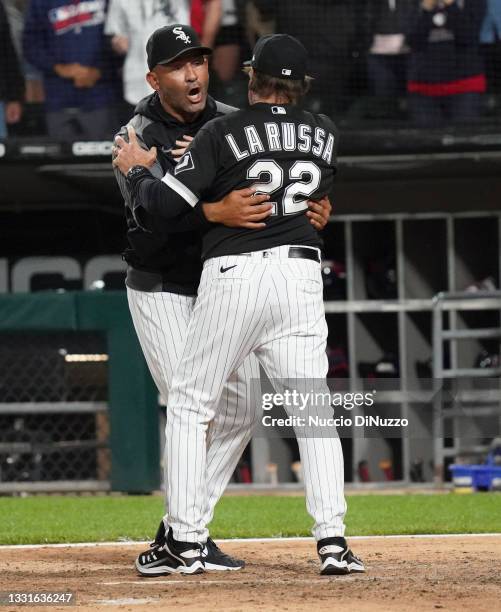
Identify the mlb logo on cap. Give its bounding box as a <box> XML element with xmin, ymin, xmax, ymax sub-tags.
<box><xmin>244</xmin><ymin>34</ymin><xmax>310</xmax><ymax>81</ymax></box>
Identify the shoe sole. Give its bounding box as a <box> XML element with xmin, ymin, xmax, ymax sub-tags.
<box><xmin>348</xmin><ymin>563</ymin><xmax>365</xmax><ymax>574</ymax></box>
<box><xmin>204</xmin><ymin>562</ymin><xmax>244</xmax><ymax>571</ymax></box>
<box><xmin>135</xmin><ymin>559</ymin><xmax>205</xmax><ymax>576</ymax></box>
<box><xmin>320</xmin><ymin>557</ymin><xmax>349</xmax><ymax>576</ymax></box>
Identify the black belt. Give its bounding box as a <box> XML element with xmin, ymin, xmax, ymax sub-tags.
<box><xmin>287</xmin><ymin>247</ymin><xmax>320</xmax><ymax>262</ymax></box>
<box><xmin>239</xmin><ymin>247</ymin><xmax>320</xmax><ymax>262</ymax></box>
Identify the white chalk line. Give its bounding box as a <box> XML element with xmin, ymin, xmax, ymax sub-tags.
<box><xmin>98</xmin><ymin>577</ymin><xmax>364</xmax><ymax>587</ymax></box>
<box><xmin>94</xmin><ymin>598</ymin><xmax>157</xmax><ymax>606</ymax></box>
<box><xmin>1</xmin><ymin>532</ymin><xmax>500</xmax><ymax>550</ymax></box>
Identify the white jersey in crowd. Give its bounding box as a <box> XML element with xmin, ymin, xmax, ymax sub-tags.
<box><xmin>221</xmin><ymin>0</ymin><xmax>238</xmax><ymax>27</ymax></box>
<box><xmin>105</xmin><ymin>0</ymin><xmax>190</xmax><ymax>105</ymax></box>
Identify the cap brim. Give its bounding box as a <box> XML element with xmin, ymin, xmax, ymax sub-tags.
<box><xmin>157</xmin><ymin>46</ymin><xmax>212</xmax><ymax>67</ymax></box>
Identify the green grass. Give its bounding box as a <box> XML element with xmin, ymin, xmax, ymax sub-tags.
<box><xmin>0</xmin><ymin>494</ymin><xmax>500</xmax><ymax>545</ymax></box>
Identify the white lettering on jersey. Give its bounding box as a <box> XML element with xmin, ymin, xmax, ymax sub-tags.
<box><xmin>244</xmin><ymin>126</ymin><xmax>265</xmax><ymax>155</ymax></box>
<box><xmin>312</xmin><ymin>127</ymin><xmax>326</xmax><ymax>157</ymax></box>
<box><xmin>226</xmin><ymin>134</ymin><xmax>249</xmax><ymax>161</ymax></box>
<box><xmin>322</xmin><ymin>133</ymin><xmax>335</xmax><ymax>165</ymax></box>
<box><xmin>281</xmin><ymin>123</ymin><xmax>296</xmax><ymax>152</ymax></box>
<box><xmin>297</xmin><ymin>124</ymin><xmax>312</xmax><ymax>153</ymax></box>
<box><xmin>264</xmin><ymin>123</ymin><xmax>282</xmax><ymax>151</ymax></box>
<box><xmin>227</xmin><ymin>121</ymin><xmax>334</xmax><ymax>163</ymax></box>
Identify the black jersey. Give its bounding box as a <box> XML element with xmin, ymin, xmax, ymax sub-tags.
<box><xmin>130</xmin><ymin>102</ymin><xmax>338</xmax><ymax>260</ymax></box>
<box><xmin>114</xmin><ymin>93</ymin><xmax>236</xmax><ymax>295</ymax></box>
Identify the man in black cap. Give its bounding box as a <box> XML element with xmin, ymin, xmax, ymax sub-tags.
<box><xmin>114</xmin><ymin>31</ymin><xmax>364</xmax><ymax>577</ymax></box>
<box><xmin>112</xmin><ymin>25</ymin><xmax>332</xmax><ymax>576</ymax></box>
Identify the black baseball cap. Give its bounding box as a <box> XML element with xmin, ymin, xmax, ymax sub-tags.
<box><xmin>244</xmin><ymin>34</ymin><xmax>310</xmax><ymax>81</ymax></box>
<box><xmin>146</xmin><ymin>24</ymin><xmax>212</xmax><ymax>70</ymax></box>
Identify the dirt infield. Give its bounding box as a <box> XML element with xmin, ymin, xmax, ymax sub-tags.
<box><xmin>1</xmin><ymin>536</ymin><xmax>500</xmax><ymax>611</ymax></box>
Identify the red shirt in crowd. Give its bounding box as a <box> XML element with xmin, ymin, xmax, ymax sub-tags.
<box><xmin>190</xmin><ymin>0</ymin><xmax>205</xmax><ymax>37</ymax></box>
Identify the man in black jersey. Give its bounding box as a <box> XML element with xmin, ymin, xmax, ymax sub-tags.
<box><xmin>114</xmin><ymin>33</ymin><xmax>363</xmax><ymax>576</ymax></box>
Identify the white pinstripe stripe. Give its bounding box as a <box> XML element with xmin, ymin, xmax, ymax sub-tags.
<box><xmin>126</xmin><ymin>287</ymin><xmax>259</xmax><ymax>539</ymax></box>
<box><xmin>166</xmin><ymin>252</ymin><xmax>347</xmax><ymax>544</ymax></box>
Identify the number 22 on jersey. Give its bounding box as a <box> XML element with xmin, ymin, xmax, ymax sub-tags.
<box><xmin>247</xmin><ymin>160</ymin><xmax>321</xmax><ymax>216</ymax></box>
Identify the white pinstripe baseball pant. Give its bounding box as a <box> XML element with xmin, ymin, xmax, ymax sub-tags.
<box><xmin>165</xmin><ymin>245</ymin><xmax>347</xmax><ymax>544</ymax></box>
<box><xmin>127</xmin><ymin>287</ymin><xmax>261</xmax><ymax>528</ymax></box>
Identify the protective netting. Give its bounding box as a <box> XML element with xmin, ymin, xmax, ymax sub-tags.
<box><xmin>0</xmin><ymin>331</ymin><xmax>110</xmax><ymax>485</ymax></box>
<box><xmin>1</xmin><ymin>0</ymin><xmax>500</xmax><ymax>141</ymax></box>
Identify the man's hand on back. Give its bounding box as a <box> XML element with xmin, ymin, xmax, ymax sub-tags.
<box><xmin>203</xmin><ymin>188</ymin><xmax>272</xmax><ymax>229</ymax></box>
<box><xmin>204</xmin><ymin>191</ymin><xmax>331</xmax><ymax>230</ymax></box>
<box><xmin>113</xmin><ymin>126</ymin><xmax>158</xmax><ymax>175</ymax></box>
<box><xmin>307</xmin><ymin>196</ymin><xmax>332</xmax><ymax>231</ymax></box>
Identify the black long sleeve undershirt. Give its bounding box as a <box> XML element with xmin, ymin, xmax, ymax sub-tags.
<box><xmin>126</xmin><ymin>166</ymin><xmax>198</xmax><ymax>227</ymax></box>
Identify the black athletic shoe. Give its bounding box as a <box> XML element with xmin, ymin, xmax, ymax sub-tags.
<box><xmin>202</xmin><ymin>538</ymin><xmax>245</xmax><ymax>571</ymax></box>
<box><xmin>345</xmin><ymin>548</ymin><xmax>365</xmax><ymax>573</ymax></box>
<box><xmin>135</xmin><ymin>526</ymin><xmax>204</xmax><ymax>576</ymax></box>
<box><xmin>317</xmin><ymin>537</ymin><xmax>365</xmax><ymax>575</ymax></box>
<box><xmin>152</xmin><ymin>519</ymin><xmax>166</xmax><ymax>545</ymax></box>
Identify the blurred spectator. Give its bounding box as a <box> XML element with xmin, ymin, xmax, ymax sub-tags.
<box><xmin>357</xmin><ymin>460</ymin><xmax>371</xmax><ymax>482</ymax></box>
<box><xmin>405</xmin><ymin>0</ymin><xmax>487</xmax><ymax>127</ymax></box>
<box><xmin>212</xmin><ymin>0</ymin><xmax>240</xmax><ymax>83</ymax></box>
<box><xmin>244</xmin><ymin>0</ymin><xmax>274</xmax><ymax>48</ymax></box>
<box><xmin>105</xmin><ymin>0</ymin><xmax>190</xmax><ymax>108</ymax></box>
<box><xmin>366</xmin><ymin>1</ymin><xmax>411</xmax><ymax>117</ymax></box>
<box><xmin>4</xmin><ymin>0</ymin><xmax>44</xmax><ymax>104</ymax></box>
<box><xmin>191</xmin><ymin>0</ymin><xmax>222</xmax><ymax>47</ymax></box>
<box><xmin>23</xmin><ymin>0</ymin><xmax>120</xmax><ymax>140</ymax></box>
<box><xmin>480</xmin><ymin>0</ymin><xmax>501</xmax><ymax>97</ymax></box>
<box><xmin>254</xmin><ymin>0</ymin><xmax>362</xmax><ymax>117</ymax></box>
<box><xmin>0</xmin><ymin>0</ymin><xmax>24</xmax><ymax>139</ymax></box>
<box><xmin>211</xmin><ymin>0</ymin><xmax>246</xmax><ymax>106</ymax></box>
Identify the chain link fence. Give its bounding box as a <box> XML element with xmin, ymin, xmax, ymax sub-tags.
<box><xmin>0</xmin><ymin>331</ymin><xmax>110</xmax><ymax>491</ymax></box>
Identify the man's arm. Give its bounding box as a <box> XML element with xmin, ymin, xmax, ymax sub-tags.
<box><xmin>125</xmin><ymin>168</ymin><xmax>274</xmax><ymax>228</ymax></box>
<box><xmin>169</xmin><ymin>135</ymin><xmax>332</xmax><ymax>230</ymax></box>
<box><xmin>113</xmin><ymin>125</ymin><xmax>163</xmax><ymax>231</ymax></box>
<box><xmin>113</xmin><ymin>126</ymin><xmax>209</xmax><ymax>220</ymax></box>
<box><xmin>0</xmin><ymin>1</ymin><xmax>23</xmax><ymax>121</ymax></box>
<box><xmin>113</xmin><ymin>126</ymin><xmax>273</xmax><ymax>227</ymax></box>
<box><xmin>105</xmin><ymin>0</ymin><xmax>130</xmax><ymax>55</ymax></box>
<box><xmin>200</xmin><ymin>0</ymin><xmax>223</xmax><ymax>48</ymax></box>
<box><xmin>168</xmin><ymin>189</ymin><xmax>274</xmax><ymax>233</ymax></box>
<box><xmin>114</xmin><ymin>126</ymin><xmax>329</xmax><ymax>230</ymax></box>
<box><xmin>23</xmin><ymin>0</ymin><xmax>56</xmax><ymax>74</ymax></box>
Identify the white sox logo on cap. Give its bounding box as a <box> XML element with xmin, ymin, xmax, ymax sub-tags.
<box><xmin>173</xmin><ymin>26</ymin><xmax>191</xmax><ymax>45</ymax></box>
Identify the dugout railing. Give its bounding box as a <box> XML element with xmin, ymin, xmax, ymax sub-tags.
<box><xmin>432</xmin><ymin>290</ymin><xmax>501</xmax><ymax>483</ymax></box>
